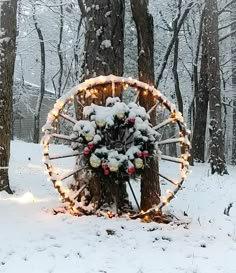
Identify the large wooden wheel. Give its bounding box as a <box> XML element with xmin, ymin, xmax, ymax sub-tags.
<box><xmin>42</xmin><ymin>75</ymin><xmax>190</xmax><ymax>219</ymax></box>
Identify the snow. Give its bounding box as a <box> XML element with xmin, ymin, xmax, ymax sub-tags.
<box><xmin>1</xmin><ymin>140</ymin><xmax>236</xmax><ymax>273</ymax></box>
<box><xmin>100</xmin><ymin>40</ymin><xmax>112</xmax><ymax>49</ymax></box>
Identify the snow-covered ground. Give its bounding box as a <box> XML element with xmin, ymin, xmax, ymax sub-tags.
<box><xmin>1</xmin><ymin>140</ymin><xmax>236</xmax><ymax>273</ymax></box>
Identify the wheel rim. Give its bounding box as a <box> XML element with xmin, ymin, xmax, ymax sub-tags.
<box><xmin>42</xmin><ymin>75</ymin><xmax>191</xmax><ymax>218</ymax></box>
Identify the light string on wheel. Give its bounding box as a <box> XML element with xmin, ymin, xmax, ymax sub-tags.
<box><xmin>41</xmin><ymin>75</ymin><xmax>191</xmax><ymax>218</ymax></box>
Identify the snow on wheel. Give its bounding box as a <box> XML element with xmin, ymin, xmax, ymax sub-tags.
<box><xmin>42</xmin><ymin>75</ymin><xmax>190</xmax><ymax>219</ymax></box>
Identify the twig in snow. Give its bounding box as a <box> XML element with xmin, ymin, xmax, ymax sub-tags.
<box><xmin>224</xmin><ymin>202</ymin><xmax>234</xmax><ymax>216</ymax></box>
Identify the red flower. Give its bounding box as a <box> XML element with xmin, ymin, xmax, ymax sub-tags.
<box><xmin>104</xmin><ymin>169</ymin><xmax>110</xmax><ymax>175</ymax></box>
<box><xmin>128</xmin><ymin>118</ymin><xmax>136</xmax><ymax>123</ymax></box>
<box><xmin>84</xmin><ymin>148</ymin><xmax>90</xmax><ymax>155</ymax></box>
<box><xmin>137</xmin><ymin>152</ymin><xmax>143</xmax><ymax>158</ymax></box>
<box><xmin>88</xmin><ymin>143</ymin><xmax>94</xmax><ymax>149</ymax></box>
<box><xmin>128</xmin><ymin>166</ymin><xmax>135</xmax><ymax>174</ymax></box>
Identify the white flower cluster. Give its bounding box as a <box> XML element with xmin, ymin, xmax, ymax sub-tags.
<box><xmin>70</xmin><ymin>97</ymin><xmax>158</xmax><ymax>177</ymax></box>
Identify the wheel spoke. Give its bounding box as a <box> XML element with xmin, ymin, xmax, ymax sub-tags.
<box><xmin>158</xmin><ymin>173</ymin><xmax>178</xmax><ymax>186</ymax></box>
<box><xmin>153</xmin><ymin>118</ymin><xmax>176</xmax><ymax>130</ymax></box>
<box><xmin>158</xmin><ymin>137</ymin><xmax>184</xmax><ymax>145</ymax></box>
<box><xmin>49</xmin><ymin>152</ymin><xmax>82</xmax><ymax>160</ymax></box>
<box><xmin>56</xmin><ymin>167</ymin><xmax>86</xmax><ymax>181</ymax></box>
<box><xmin>59</xmin><ymin>113</ymin><xmax>77</xmax><ymax>124</ymax></box>
<box><xmin>51</xmin><ymin>133</ymin><xmax>79</xmax><ymax>142</ymax></box>
<box><xmin>71</xmin><ymin>184</ymin><xmax>87</xmax><ymax>200</ymax></box>
<box><xmin>151</xmin><ymin>169</ymin><xmax>178</xmax><ymax>186</ymax></box>
<box><xmin>75</xmin><ymin>96</ymin><xmax>85</xmax><ymax>110</ymax></box>
<box><xmin>127</xmin><ymin>180</ymin><xmax>141</xmax><ymax>211</ymax></box>
<box><xmin>160</xmin><ymin>155</ymin><xmax>184</xmax><ymax>164</ymax></box>
<box><xmin>147</xmin><ymin>102</ymin><xmax>159</xmax><ymax>115</ymax></box>
<box><xmin>133</xmin><ymin>90</ymin><xmax>140</xmax><ymax>103</ymax></box>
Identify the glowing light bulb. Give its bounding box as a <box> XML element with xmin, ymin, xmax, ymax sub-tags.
<box><xmin>55</xmin><ymin>180</ymin><xmax>62</xmax><ymax>187</ymax></box>
<box><xmin>52</xmin><ymin>110</ymin><xmax>58</xmax><ymax>117</ymax></box>
<box><xmin>18</xmin><ymin>192</ymin><xmax>36</xmax><ymax>204</ymax></box>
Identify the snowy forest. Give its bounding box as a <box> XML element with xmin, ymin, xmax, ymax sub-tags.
<box><xmin>1</xmin><ymin>0</ymin><xmax>236</xmax><ymax>273</ymax></box>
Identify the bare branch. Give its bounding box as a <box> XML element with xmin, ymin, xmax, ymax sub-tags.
<box><xmin>218</xmin><ymin>0</ymin><xmax>235</xmax><ymax>16</ymax></box>
<box><xmin>219</xmin><ymin>29</ymin><xmax>236</xmax><ymax>42</ymax></box>
<box><xmin>219</xmin><ymin>20</ymin><xmax>236</xmax><ymax>31</ymax></box>
<box><xmin>77</xmin><ymin>0</ymin><xmax>86</xmax><ymax>17</ymax></box>
<box><xmin>156</xmin><ymin>2</ymin><xmax>194</xmax><ymax>87</ymax></box>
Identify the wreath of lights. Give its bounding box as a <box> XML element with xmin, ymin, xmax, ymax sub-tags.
<box><xmin>42</xmin><ymin>75</ymin><xmax>190</xmax><ymax>219</ymax></box>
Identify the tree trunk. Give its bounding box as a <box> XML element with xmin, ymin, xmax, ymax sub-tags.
<box><xmin>191</xmin><ymin>9</ymin><xmax>209</xmax><ymax>163</ymax></box>
<box><xmin>0</xmin><ymin>0</ymin><xmax>17</xmax><ymax>193</ymax></box>
<box><xmin>82</xmin><ymin>0</ymin><xmax>125</xmax><ymax>80</ymax></box>
<box><xmin>130</xmin><ymin>0</ymin><xmax>161</xmax><ymax>211</ymax></box>
<box><xmin>75</xmin><ymin>0</ymin><xmax>126</xmax><ymax>213</ymax></box>
<box><xmin>231</xmin><ymin>1</ymin><xmax>236</xmax><ymax>165</ymax></box>
<box><xmin>57</xmin><ymin>0</ymin><xmax>64</xmax><ymax>99</ymax></box>
<box><xmin>32</xmin><ymin>4</ymin><xmax>46</xmax><ymax>144</ymax></box>
<box><xmin>205</xmin><ymin>0</ymin><xmax>227</xmax><ymax>175</ymax></box>
<box><xmin>173</xmin><ymin>37</ymin><xmax>183</xmax><ymax>114</ymax></box>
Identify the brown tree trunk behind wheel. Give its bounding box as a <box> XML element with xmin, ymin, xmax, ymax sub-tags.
<box><xmin>75</xmin><ymin>0</ymin><xmax>126</xmax><ymax>212</ymax></box>
<box><xmin>0</xmin><ymin>0</ymin><xmax>17</xmax><ymax>194</ymax></box>
<box><xmin>131</xmin><ymin>0</ymin><xmax>161</xmax><ymax>211</ymax></box>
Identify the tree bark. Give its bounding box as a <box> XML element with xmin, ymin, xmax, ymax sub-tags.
<box><xmin>192</xmin><ymin>8</ymin><xmax>209</xmax><ymax>163</ymax></box>
<box><xmin>231</xmin><ymin>1</ymin><xmax>236</xmax><ymax>165</ymax></box>
<box><xmin>75</xmin><ymin>0</ymin><xmax>126</xmax><ymax>212</ymax></box>
<box><xmin>0</xmin><ymin>0</ymin><xmax>17</xmax><ymax>193</ymax></box>
<box><xmin>130</xmin><ymin>0</ymin><xmax>161</xmax><ymax>211</ymax></box>
<box><xmin>57</xmin><ymin>0</ymin><xmax>64</xmax><ymax>99</ymax></box>
<box><xmin>82</xmin><ymin>0</ymin><xmax>125</xmax><ymax>80</ymax></box>
<box><xmin>172</xmin><ymin>37</ymin><xmax>183</xmax><ymax>114</ymax></box>
<box><xmin>205</xmin><ymin>0</ymin><xmax>227</xmax><ymax>174</ymax></box>
<box><xmin>32</xmin><ymin>4</ymin><xmax>46</xmax><ymax>144</ymax></box>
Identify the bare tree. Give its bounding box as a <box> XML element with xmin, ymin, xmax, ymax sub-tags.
<box><xmin>0</xmin><ymin>0</ymin><xmax>17</xmax><ymax>193</ymax></box>
<box><xmin>155</xmin><ymin>1</ymin><xmax>194</xmax><ymax>88</ymax></box>
<box><xmin>191</xmin><ymin>7</ymin><xmax>209</xmax><ymax>163</ymax></box>
<box><xmin>32</xmin><ymin>2</ymin><xmax>46</xmax><ymax>143</ymax></box>
<box><xmin>205</xmin><ymin>0</ymin><xmax>227</xmax><ymax>174</ymax></box>
<box><xmin>231</xmin><ymin>1</ymin><xmax>236</xmax><ymax>165</ymax></box>
<box><xmin>130</xmin><ymin>0</ymin><xmax>160</xmax><ymax>211</ymax></box>
<box><xmin>56</xmin><ymin>0</ymin><xmax>64</xmax><ymax>98</ymax></box>
<box><xmin>172</xmin><ymin>0</ymin><xmax>183</xmax><ymax>114</ymax></box>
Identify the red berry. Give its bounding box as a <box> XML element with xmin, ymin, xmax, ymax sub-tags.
<box><xmin>143</xmin><ymin>151</ymin><xmax>149</xmax><ymax>157</ymax></box>
<box><xmin>137</xmin><ymin>152</ymin><xmax>143</xmax><ymax>158</ymax></box>
<box><xmin>88</xmin><ymin>143</ymin><xmax>94</xmax><ymax>149</ymax></box>
<box><xmin>104</xmin><ymin>169</ymin><xmax>110</xmax><ymax>175</ymax></box>
<box><xmin>84</xmin><ymin>148</ymin><xmax>90</xmax><ymax>155</ymax></box>
<box><xmin>128</xmin><ymin>166</ymin><xmax>135</xmax><ymax>174</ymax></box>
<box><xmin>129</xmin><ymin>118</ymin><xmax>135</xmax><ymax>123</ymax></box>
